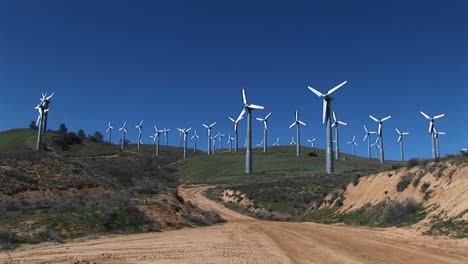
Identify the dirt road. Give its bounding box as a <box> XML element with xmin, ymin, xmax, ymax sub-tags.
<box><xmin>1</xmin><ymin>185</ymin><xmax>467</xmax><ymax>264</ymax></box>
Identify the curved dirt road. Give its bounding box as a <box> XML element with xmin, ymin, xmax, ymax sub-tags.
<box><xmin>1</xmin><ymin>185</ymin><xmax>467</xmax><ymax>264</ymax></box>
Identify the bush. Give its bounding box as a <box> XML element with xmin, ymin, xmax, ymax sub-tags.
<box><xmin>396</xmin><ymin>172</ymin><xmax>413</xmax><ymax>192</ymax></box>
<box><xmin>406</xmin><ymin>158</ymin><xmax>420</xmax><ymax>168</ymax></box>
<box><xmin>0</xmin><ymin>230</ymin><xmax>15</xmax><ymax>249</ymax></box>
<box><xmin>380</xmin><ymin>199</ymin><xmax>422</xmax><ymax>227</ymax></box>
<box><xmin>308</xmin><ymin>152</ymin><xmax>318</xmax><ymax>157</ymax></box>
<box><xmin>420</xmin><ymin>182</ymin><xmax>431</xmax><ymax>193</ymax></box>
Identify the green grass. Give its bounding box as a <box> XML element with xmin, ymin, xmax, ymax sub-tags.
<box><xmin>0</xmin><ymin>129</ymin><xmax>37</xmax><ymax>152</ymax></box>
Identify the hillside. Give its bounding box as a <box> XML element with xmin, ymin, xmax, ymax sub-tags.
<box><xmin>0</xmin><ymin>129</ymin><xmax>218</xmax><ymax>249</ymax></box>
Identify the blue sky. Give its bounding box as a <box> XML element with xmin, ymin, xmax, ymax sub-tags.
<box><xmin>1</xmin><ymin>0</ymin><xmax>467</xmax><ymax>159</ymax></box>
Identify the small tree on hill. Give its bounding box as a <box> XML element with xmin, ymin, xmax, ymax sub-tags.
<box><xmin>89</xmin><ymin>131</ymin><xmax>104</xmax><ymax>143</ymax></box>
<box><xmin>77</xmin><ymin>129</ymin><xmax>86</xmax><ymax>139</ymax></box>
<box><xmin>29</xmin><ymin>121</ymin><xmax>38</xmax><ymax>130</ymax></box>
<box><xmin>58</xmin><ymin>124</ymin><xmax>68</xmax><ymax>135</ymax></box>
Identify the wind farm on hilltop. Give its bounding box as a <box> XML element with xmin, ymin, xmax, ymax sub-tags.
<box><xmin>1</xmin><ymin>1</ymin><xmax>467</xmax><ymax>262</ymax></box>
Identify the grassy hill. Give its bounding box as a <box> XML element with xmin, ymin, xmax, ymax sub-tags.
<box><xmin>182</xmin><ymin>146</ymin><xmax>401</xmax><ymax>215</ymax></box>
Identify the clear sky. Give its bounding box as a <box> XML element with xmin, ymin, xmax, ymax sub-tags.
<box><xmin>1</xmin><ymin>0</ymin><xmax>467</xmax><ymax>159</ymax></box>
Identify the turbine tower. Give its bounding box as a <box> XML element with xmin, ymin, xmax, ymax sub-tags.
<box><xmin>395</xmin><ymin>128</ymin><xmax>410</xmax><ymax>161</ymax></box>
<box><xmin>177</xmin><ymin>128</ymin><xmax>192</xmax><ymax>159</ymax></box>
<box><xmin>369</xmin><ymin>115</ymin><xmax>391</xmax><ymax>163</ymax></box>
<box><xmin>272</xmin><ymin>137</ymin><xmax>280</xmax><ymax>146</ymax></box>
<box><xmin>229</xmin><ymin>115</ymin><xmax>243</xmax><ymax>152</ymax></box>
<box><xmin>202</xmin><ymin>122</ymin><xmax>216</xmax><ymax>155</ymax></box>
<box><xmin>236</xmin><ymin>87</ymin><xmax>265</xmax><ymax>174</ymax></box>
<box><xmin>256</xmin><ymin>112</ymin><xmax>272</xmax><ymax>153</ymax></box>
<box><xmin>150</xmin><ymin>126</ymin><xmax>163</xmax><ymax>156</ymax></box>
<box><xmin>227</xmin><ymin>134</ymin><xmax>235</xmax><ymax>152</ymax></box>
<box><xmin>34</xmin><ymin>103</ymin><xmax>49</xmax><ymax>151</ymax></box>
<box><xmin>217</xmin><ymin>132</ymin><xmax>225</xmax><ymax>151</ymax></box>
<box><xmin>307</xmin><ymin>138</ymin><xmax>317</xmax><ymax>148</ymax></box>
<box><xmin>191</xmin><ymin>129</ymin><xmax>199</xmax><ymax>152</ymax></box>
<box><xmin>211</xmin><ymin>134</ymin><xmax>218</xmax><ymax>155</ymax></box>
<box><xmin>370</xmin><ymin>137</ymin><xmax>380</xmax><ymax>159</ymax></box>
<box><xmin>39</xmin><ymin>93</ymin><xmax>54</xmax><ymax>135</ymax></box>
<box><xmin>307</xmin><ymin>81</ymin><xmax>347</xmax><ymax>174</ymax></box>
<box><xmin>106</xmin><ymin>122</ymin><xmax>113</xmax><ymax>143</ymax></box>
<box><xmin>178</xmin><ymin>130</ymin><xmax>183</xmax><ymax>148</ymax></box>
<box><xmin>332</xmin><ymin>111</ymin><xmax>348</xmax><ymax>160</ymax></box>
<box><xmin>136</xmin><ymin>120</ymin><xmax>144</xmax><ymax>150</ymax></box>
<box><xmin>420</xmin><ymin>111</ymin><xmax>446</xmax><ymax>159</ymax></box>
<box><xmin>433</xmin><ymin>128</ymin><xmax>446</xmax><ymax>158</ymax></box>
<box><xmin>347</xmin><ymin>136</ymin><xmax>359</xmax><ymax>156</ymax></box>
<box><xmin>363</xmin><ymin>125</ymin><xmax>377</xmax><ymax>159</ymax></box>
<box><xmin>289</xmin><ymin>111</ymin><xmax>306</xmax><ymax>157</ymax></box>
<box><xmin>163</xmin><ymin>128</ymin><xmax>170</xmax><ymax>146</ymax></box>
<box><xmin>118</xmin><ymin>122</ymin><xmax>127</xmax><ymax>150</ymax></box>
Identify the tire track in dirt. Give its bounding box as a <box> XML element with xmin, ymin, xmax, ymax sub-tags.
<box><xmin>1</xmin><ymin>185</ymin><xmax>467</xmax><ymax>264</ymax></box>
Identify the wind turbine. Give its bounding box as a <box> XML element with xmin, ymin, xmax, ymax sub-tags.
<box><xmin>289</xmin><ymin>137</ymin><xmax>296</xmax><ymax>145</ymax></box>
<box><xmin>363</xmin><ymin>125</ymin><xmax>377</xmax><ymax>159</ymax></box>
<box><xmin>256</xmin><ymin>139</ymin><xmax>264</xmax><ymax>148</ymax></box>
<box><xmin>289</xmin><ymin>111</ymin><xmax>306</xmax><ymax>157</ymax></box>
<box><xmin>118</xmin><ymin>121</ymin><xmax>128</xmax><ymax>150</ymax></box>
<box><xmin>332</xmin><ymin>111</ymin><xmax>348</xmax><ymax>160</ymax></box>
<box><xmin>106</xmin><ymin>122</ymin><xmax>113</xmax><ymax>143</ymax></box>
<box><xmin>227</xmin><ymin>134</ymin><xmax>235</xmax><ymax>152</ymax></box>
<box><xmin>272</xmin><ymin>137</ymin><xmax>280</xmax><ymax>146</ymax></box>
<box><xmin>191</xmin><ymin>129</ymin><xmax>199</xmax><ymax>152</ymax></box>
<box><xmin>150</xmin><ymin>126</ymin><xmax>163</xmax><ymax>156</ymax></box>
<box><xmin>236</xmin><ymin>87</ymin><xmax>265</xmax><ymax>174</ymax></box>
<box><xmin>307</xmin><ymin>138</ymin><xmax>317</xmax><ymax>148</ymax></box>
<box><xmin>395</xmin><ymin>128</ymin><xmax>410</xmax><ymax>161</ymax></box>
<box><xmin>243</xmin><ymin>138</ymin><xmax>247</xmax><ymax>148</ymax></box>
<box><xmin>177</xmin><ymin>128</ymin><xmax>192</xmax><ymax>159</ymax></box>
<box><xmin>307</xmin><ymin>81</ymin><xmax>347</xmax><ymax>174</ymax></box>
<box><xmin>178</xmin><ymin>130</ymin><xmax>183</xmax><ymax>148</ymax></box>
<box><xmin>34</xmin><ymin>103</ymin><xmax>49</xmax><ymax>151</ymax></box>
<box><xmin>370</xmin><ymin>138</ymin><xmax>380</xmax><ymax>159</ymax></box>
<box><xmin>347</xmin><ymin>136</ymin><xmax>359</xmax><ymax>156</ymax></box>
<box><xmin>136</xmin><ymin>120</ymin><xmax>144</xmax><ymax>150</ymax></box>
<box><xmin>211</xmin><ymin>134</ymin><xmax>218</xmax><ymax>155</ymax></box>
<box><xmin>163</xmin><ymin>128</ymin><xmax>170</xmax><ymax>146</ymax></box>
<box><xmin>433</xmin><ymin>128</ymin><xmax>446</xmax><ymax>158</ymax></box>
<box><xmin>369</xmin><ymin>115</ymin><xmax>391</xmax><ymax>163</ymax></box>
<box><xmin>202</xmin><ymin>122</ymin><xmax>217</xmax><ymax>155</ymax></box>
<box><xmin>217</xmin><ymin>132</ymin><xmax>225</xmax><ymax>150</ymax></box>
<box><xmin>420</xmin><ymin>111</ymin><xmax>446</xmax><ymax>159</ymax></box>
<box><xmin>229</xmin><ymin>115</ymin><xmax>244</xmax><ymax>152</ymax></box>
<box><xmin>461</xmin><ymin>148</ymin><xmax>468</xmax><ymax>153</ymax></box>
<box><xmin>39</xmin><ymin>92</ymin><xmax>54</xmax><ymax>135</ymax></box>
<box><xmin>256</xmin><ymin>112</ymin><xmax>272</xmax><ymax>153</ymax></box>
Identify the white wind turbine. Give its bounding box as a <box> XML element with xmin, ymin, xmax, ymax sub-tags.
<box><xmin>307</xmin><ymin>81</ymin><xmax>347</xmax><ymax>174</ymax></box>
<box><xmin>191</xmin><ymin>129</ymin><xmax>199</xmax><ymax>152</ymax></box>
<box><xmin>243</xmin><ymin>138</ymin><xmax>247</xmax><ymax>148</ymax></box>
<box><xmin>106</xmin><ymin>122</ymin><xmax>113</xmax><ymax>143</ymax></box>
<box><xmin>136</xmin><ymin>120</ymin><xmax>144</xmax><ymax>150</ymax></box>
<box><xmin>177</xmin><ymin>128</ymin><xmax>192</xmax><ymax>159</ymax></box>
<box><xmin>150</xmin><ymin>126</ymin><xmax>163</xmax><ymax>156</ymax></box>
<box><xmin>363</xmin><ymin>125</ymin><xmax>377</xmax><ymax>159</ymax></box>
<box><xmin>433</xmin><ymin>128</ymin><xmax>446</xmax><ymax>158</ymax></box>
<box><xmin>420</xmin><ymin>111</ymin><xmax>446</xmax><ymax>159</ymax></box>
<box><xmin>163</xmin><ymin>128</ymin><xmax>170</xmax><ymax>146</ymax></box>
<box><xmin>347</xmin><ymin>136</ymin><xmax>359</xmax><ymax>156</ymax></box>
<box><xmin>369</xmin><ymin>115</ymin><xmax>391</xmax><ymax>163</ymax></box>
<box><xmin>256</xmin><ymin>112</ymin><xmax>272</xmax><ymax>153</ymax></box>
<box><xmin>202</xmin><ymin>122</ymin><xmax>217</xmax><ymax>155</ymax></box>
<box><xmin>307</xmin><ymin>138</ymin><xmax>317</xmax><ymax>148</ymax></box>
<box><xmin>227</xmin><ymin>134</ymin><xmax>235</xmax><ymax>152</ymax></box>
<box><xmin>289</xmin><ymin>137</ymin><xmax>296</xmax><ymax>145</ymax></box>
<box><xmin>34</xmin><ymin>102</ymin><xmax>49</xmax><ymax>151</ymax></box>
<box><xmin>370</xmin><ymin>137</ymin><xmax>380</xmax><ymax>159</ymax></box>
<box><xmin>217</xmin><ymin>132</ymin><xmax>225</xmax><ymax>151</ymax></box>
<box><xmin>211</xmin><ymin>134</ymin><xmax>218</xmax><ymax>155</ymax></box>
<box><xmin>229</xmin><ymin>115</ymin><xmax>244</xmax><ymax>152</ymax></box>
<box><xmin>38</xmin><ymin>92</ymin><xmax>54</xmax><ymax>135</ymax></box>
<box><xmin>236</xmin><ymin>87</ymin><xmax>265</xmax><ymax>174</ymax></box>
<box><xmin>289</xmin><ymin>111</ymin><xmax>306</xmax><ymax>157</ymax></box>
<box><xmin>395</xmin><ymin>128</ymin><xmax>410</xmax><ymax>161</ymax></box>
<box><xmin>272</xmin><ymin>137</ymin><xmax>280</xmax><ymax>146</ymax></box>
<box><xmin>461</xmin><ymin>148</ymin><xmax>468</xmax><ymax>153</ymax></box>
<box><xmin>332</xmin><ymin>111</ymin><xmax>348</xmax><ymax>160</ymax></box>
<box><xmin>256</xmin><ymin>139</ymin><xmax>264</xmax><ymax>148</ymax></box>
<box><xmin>119</xmin><ymin>121</ymin><xmax>128</xmax><ymax>150</ymax></box>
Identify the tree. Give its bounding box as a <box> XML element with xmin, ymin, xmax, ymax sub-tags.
<box><xmin>90</xmin><ymin>131</ymin><xmax>104</xmax><ymax>143</ymax></box>
<box><xmin>29</xmin><ymin>121</ymin><xmax>38</xmax><ymax>130</ymax></box>
<box><xmin>77</xmin><ymin>129</ymin><xmax>86</xmax><ymax>139</ymax></box>
<box><xmin>58</xmin><ymin>124</ymin><xmax>68</xmax><ymax>135</ymax></box>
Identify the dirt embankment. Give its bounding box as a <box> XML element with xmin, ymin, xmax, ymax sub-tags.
<box><xmin>2</xmin><ymin>185</ymin><xmax>467</xmax><ymax>264</ymax></box>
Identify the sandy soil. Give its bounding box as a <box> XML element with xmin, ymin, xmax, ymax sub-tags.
<box><xmin>1</xmin><ymin>185</ymin><xmax>467</xmax><ymax>264</ymax></box>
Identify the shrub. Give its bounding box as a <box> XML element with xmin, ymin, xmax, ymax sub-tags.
<box><xmin>420</xmin><ymin>182</ymin><xmax>431</xmax><ymax>193</ymax></box>
<box><xmin>396</xmin><ymin>172</ymin><xmax>413</xmax><ymax>192</ymax></box>
<box><xmin>352</xmin><ymin>174</ymin><xmax>361</xmax><ymax>186</ymax></box>
<box><xmin>406</xmin><ymin>158</ymin><xmax>420</xmax><ymax>168</ymax></box>
<box><xmin>380</xmin><ymin>199</ymin><xmax>422</xmax><ymax>227</ymax></box>
<box><xmin>0</xmin><ymin>230</ymin><xmax>15</xmax><ymax>249</ymax></box>
<box><xmin>308</xmin><ymin>152</ymin><xmax>318</xmax><ymax>157</ymax></box>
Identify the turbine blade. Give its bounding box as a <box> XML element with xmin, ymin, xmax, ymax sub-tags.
<box><xmin>434</xmin><ymin>113</ymin><xmax>446</xmax><ymax>119</ymax></box>
<box><xmin>338</xmin><ymin>121</ymin><xmax>348</xmax><ymax>126</ymax></box>
<box><xmin>382</xmin><ymin>116</ymin><xmax>391</xmax><ymax>122</ymax></box>
<box><xmin>322</xmin><ymin>100</ymin><xmax>327</xmax><ymax>124</ymax></box>
<box><xmin>229</xmin><ymin>117</ymin><xmax>235</xmax><ymax>122</ymax></box>
<box><xmin>236</xmin><ymin>108</ymin><xmax>246</xmax><ymax>122</ymax></box>
<box><xmin>264</xmin><ymin>121</ymin><xmax>268</xmax><ymax>130</ymax></box>
<box><xmin>326</xmin><ymin>81</ymin><xmax>347</xmax><ymax>95</ymax></box>
<box><xmin>256</xmin><ymin>118</ymin><xmax>263</xmax><ymax>121</ymax></box>
<box><xmin>395</xmin><ymin>127</ymin><xmax>401</xmax><ymax>134</ymax></box>
<box><xmin>299</xmin><ymin>121</ymin><xmax>306</xmax><ymax>126</ymax></box>
<box><xmin>210</xmin><ymin>122</ymin><xmax>217</xmax><ymax>127</ymax></box>
<box><xmin>307</xmin><ymin>86</ymin><xmax>324</xmax><ymax>97</ymax></box>
<box><xmin>333</xmin><ymin>111</ymin><xmax>337</xmax><ymax>122</ymax></box>
<box><xmin>242</xmin><ymin>88</ymin><xmax>247</xmax><ymax>104</ymax></box>
<box><xmin>429</xmin><ymin>123</ymin><xmax>433</xmax><ymax>134</ymax></box>
<box><xmin>363</xmin><ymin>125</ymin><xmax>368</xmax><ymax>133</ymax></box>
<box><xmin>202</xmin><ymin>124</ymin><xmax>208</xmax><ymax>128</ymax></box>
<box><xmin>248</xmin><ymin>104</ymin><xmax>265</xmax><ymax>109</ymax></box>
<box><xmin>378</xmin><ymin>124</ymin><xmax>382</xmax><ymax>135</ymax></box>
<box><xmin>363</xmin><ymin>134</ymin><xmax>368</xmax><ymax>142</ymax></box>
<box><xmin>420</xmin><ymin>111</ymin><xmax>430</xmax><ymax>119</ymax></box>
<box><xmin>295</xmin><ymin>111</ymin><xmax>298</xmax><ymax>121</ymax></box>
<box><xmin>264</xmin><ymin>112</ymin><xmax>272</xmax><ymax>119</ymax></box>
<box><xmin>398</xmin><ymin>135</ymin><xmax>402</xmax><ymax>142</ymax></box>
<box><xmin>289</xmin><ymin>122</ymin><xmax>296</xmax><ymax>129</ymax></box>
<box><xmin>369</xmin><ymin>115</ymin><xmax>379</xmax><ymax>122</ymax></box>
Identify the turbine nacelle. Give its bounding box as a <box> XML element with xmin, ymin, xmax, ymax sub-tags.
<box><xmin>307</xmin><ymin>81</ymin><xmax>347</xmax><ymax>124</ymax></box>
